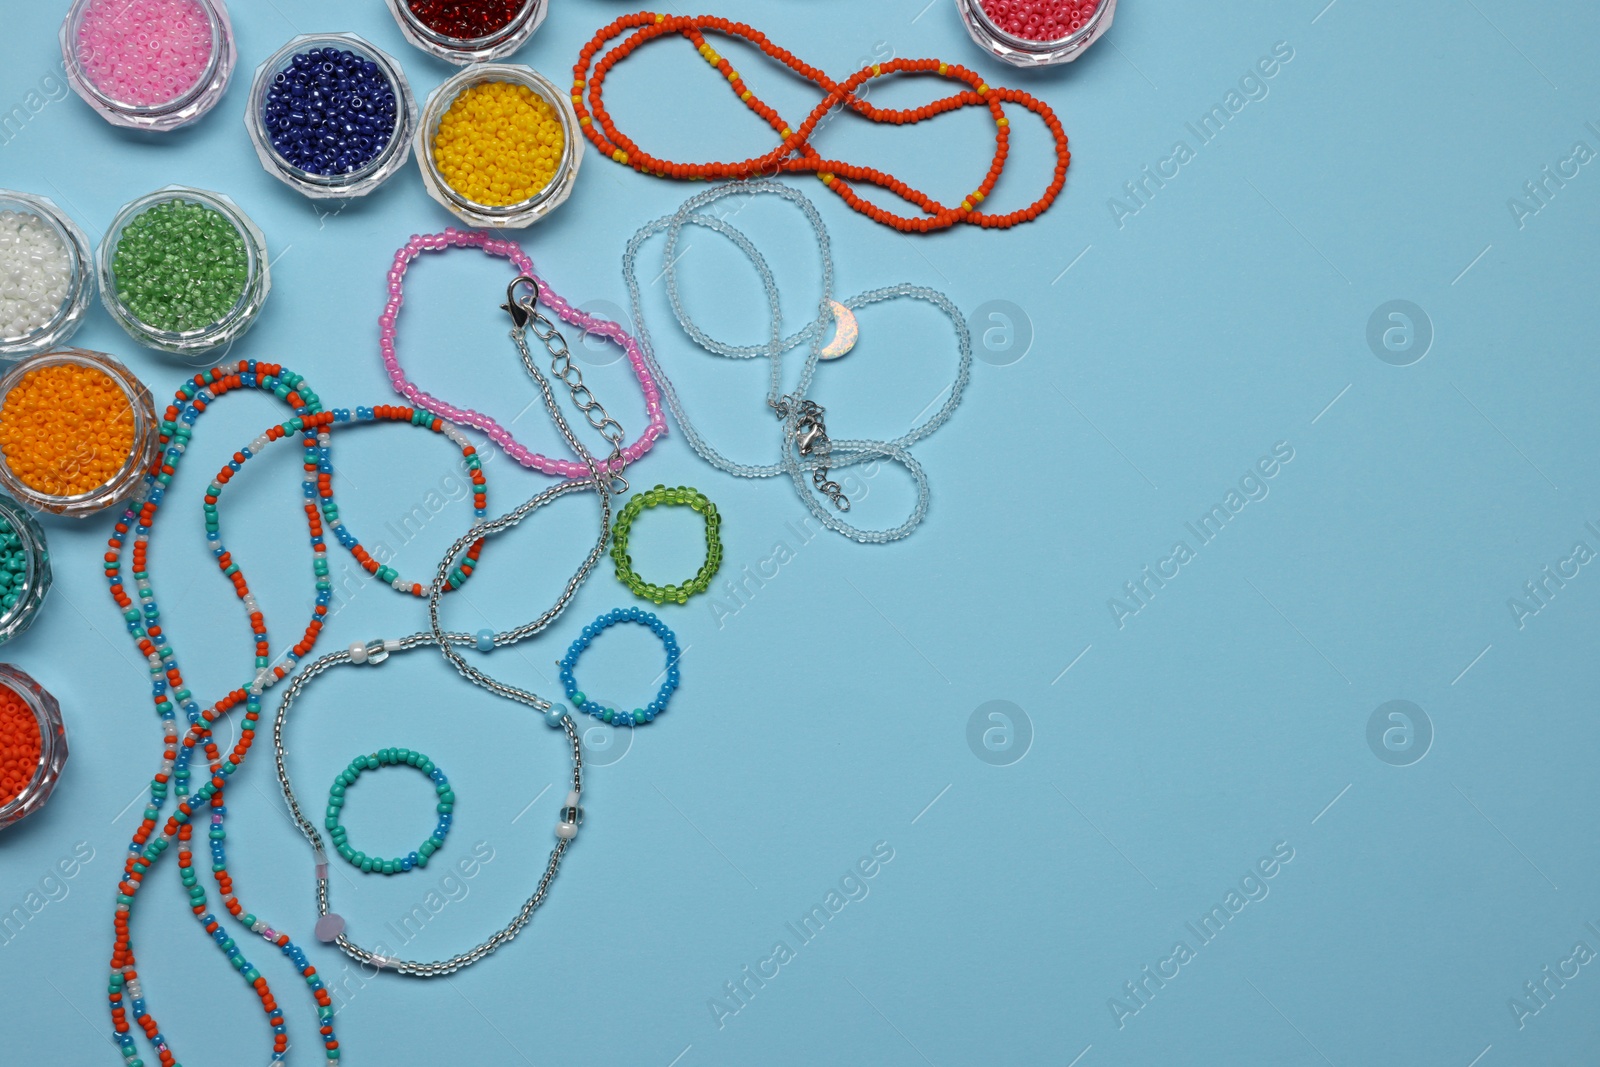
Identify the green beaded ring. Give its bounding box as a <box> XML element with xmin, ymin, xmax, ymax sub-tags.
<box><xmin>610</xmin><ymin>484</ymin><xmax>723</xmax><ymax>605</ymax></box>
<box><xmin>326</xmin><ymin>748</ymin><xmax>454</xmax><ymax>876</ymax></box>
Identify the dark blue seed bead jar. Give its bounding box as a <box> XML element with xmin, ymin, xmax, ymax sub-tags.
<box><xmin>245</xmin><ymin>34</ymin><xmax>417</xmax><ymax>200</ymax></box>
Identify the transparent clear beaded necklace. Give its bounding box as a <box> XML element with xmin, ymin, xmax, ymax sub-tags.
<box><xmin>622</xmin><ymin>180</ymin><xmax>974</xmax><ymax>543</ymax></box>
<box><xmin>272</xmin><ymin>278</ymin><xmax>625</xmax><ymax>976</ymax></box>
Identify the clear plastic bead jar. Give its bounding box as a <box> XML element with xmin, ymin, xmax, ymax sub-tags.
<box><xmin>246</xmin><ymin>34</ymin><xmax>419</xmax><ymax>201</ymax></box>
<box><xmin>416</xmin><ymin>65</ymin><xmax>583</xmax><ymax>229</ymax></box>
<box><xmin>0</xmin><ymin>191</ymin><xmax>94</xmax><ymax>363</ymax></box>
<box><xmin>385</xmin><ymin>0</ymin><xmax>548</xmax><ymax>66</ymax></box>
<box><xmin>0</xmin><ymin>348</ymin><xmax>159</xmax><ymax>519</ymax></box>
<box><xmin>0</xmin><ymin>664</ymin><xmax>68</xmax><ymax>831</ymax></box>
<box><xmin>0</xmin><ymin>496</ymin><xmax>51</xmax><ymax>646</ymax></box>
<box><xmin>956</xmin><ymin>0</ymin><xmax>1118</xmax><ymax>67</ymax></box>
<box><xmin>60</xmin><ymin>0</ymin><xmax>237</xmax><ymax>132</ymax></box>
<box><xmin>97</xmin><ymin>187</ymin><xmax>271</xmax><ymax>358</ymax></box>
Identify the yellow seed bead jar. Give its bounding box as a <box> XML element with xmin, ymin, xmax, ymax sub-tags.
<box><xmin>416</xmin><ymin>65</ymin><xmax>582</xmax><ymax>229</ymax></box>
<box><xmin>0</xmin><ymin>349</ymin><xmax>159</xmax><ymax>519</ymax></box>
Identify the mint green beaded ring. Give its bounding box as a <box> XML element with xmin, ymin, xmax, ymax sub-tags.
<box><xmin>610</xmin><ymin>484</ymin><xmax>723</xmax><ymax>605</ymax></box>
<box><xmin>326</xmin><ymin>747</ymin><xmax>454</xmax><ymax>875</ymax></box>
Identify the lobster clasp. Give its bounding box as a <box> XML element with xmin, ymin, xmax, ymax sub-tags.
<box><xmin>502</xmin><ymin>275</ymin><xmax>541</xmax><ymax>330</ymax></box>
<box><xmin>795</xmin><ymin>420</ymin><xmax>825</xmax><ymax>456</ymax></box>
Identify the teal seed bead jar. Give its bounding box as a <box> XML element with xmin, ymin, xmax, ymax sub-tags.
<box><xmin>97</xmin><ymin>187</ymin><xmax>271</xmax><ymax>359</ymax></box>
<box><xmin>0</xmin><ymin>495</ymin><xmax>50</xmax><ymax>646</ymax></box>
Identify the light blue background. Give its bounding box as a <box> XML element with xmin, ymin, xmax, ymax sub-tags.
<box><xmin>1</xmin><ymin>0</ymin><xmax>1596</xmax><ymax>1064</ymax></box>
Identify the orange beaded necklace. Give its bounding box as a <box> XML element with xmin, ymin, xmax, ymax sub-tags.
<box><xmin>572</xmin><ymin>12</ymin><xmax>1072</xmax><ymax>233</ymax></box>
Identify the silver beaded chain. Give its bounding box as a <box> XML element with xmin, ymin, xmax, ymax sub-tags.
<box><xmin>272</xmin><ymin>277</ymin><xmax>624</xmax><ymax>977</ymax></box>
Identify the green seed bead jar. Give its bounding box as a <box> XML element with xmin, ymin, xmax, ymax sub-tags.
<box><xmin>0</xmin><ymin>495</ymin><xmax>50</xmax><ymax>646</ymax></box>
<box><xmin>97</xmin><ymin>187</ymin><xmax>270</xmax><ymax>358</ymax></box>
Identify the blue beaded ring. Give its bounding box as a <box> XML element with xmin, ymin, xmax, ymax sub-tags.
<box><xmin>326</xmin><ymin>748</ymin><xmax>454</xmax><ymax>875</ymax></box>
<box><xmin>559</xmin><ymin>608</ymin><xmax>681</xmax><ymax>727</ymax></box>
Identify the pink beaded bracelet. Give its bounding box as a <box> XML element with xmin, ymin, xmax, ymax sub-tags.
<box><xmin>379</xmin><ymin>228</ymin><xmax>666</xmax><ymax>478</ymax></box>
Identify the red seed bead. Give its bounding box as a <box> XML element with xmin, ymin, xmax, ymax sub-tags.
<box><xmin>406</xmin><ymin>0</ymin><xmax>527</xmax><ymax>40</ymax></box>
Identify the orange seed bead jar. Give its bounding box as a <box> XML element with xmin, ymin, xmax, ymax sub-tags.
<box><xmin>416</xmin><ymin>64</ymin><xmax>582</xmax><ymax>228</ymax></box>
<box><xmin>0</xmin><ymin>664</ymin><xmax>67</xmax><ymax>830</ymax></box>
<box><xmin>0</xmin><ymin>348</ymin><xmax>159</xmax><ymax>518</ymax></box>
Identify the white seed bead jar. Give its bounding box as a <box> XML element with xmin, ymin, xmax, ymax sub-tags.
<box><xmin>0</xmin><ymin>192</ymin><xmax>94</xmax><ymax>363</ymax></box>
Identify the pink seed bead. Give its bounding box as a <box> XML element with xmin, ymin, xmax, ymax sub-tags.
<box><xmin>977</xmin><ymin>0</ymin><xmax>1104</xmax><ymax>43</ymax></box>
<box><xmin>75</xmin><ymin>0</ymin><xmax>216</xmax><ymax>107</ymax></box>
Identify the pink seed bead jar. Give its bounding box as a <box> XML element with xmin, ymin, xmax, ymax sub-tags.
<box><xmin>957</xmin><ymin>0</ymin><xmax>1118</xmax><ymax>67</ymax></box>
<box><xmin>60</xmin><ymin>0</ymin><xmax>237</xmax><ymax>132</ymax></box>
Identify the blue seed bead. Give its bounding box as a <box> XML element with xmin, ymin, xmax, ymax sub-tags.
<box><xmin>544</xmin><ymin>703</ymin><xmax>569</xmax><ymax>728</ymax></box>
<box><xmin>263</xmin><ymin>46</ymin><xmax>399</xmax><ymax>176</ymax></box>
<box><xmin>475</xmin><ymin>628</ymin><xmax>494</xmax><ymax>652</ymax></box>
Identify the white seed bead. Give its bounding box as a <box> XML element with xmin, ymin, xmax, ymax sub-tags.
<box><xmin>555</xmin><ymin>821</ymin><xmax>577</xmax><ymax>840</ymax></box>
<box><xmin>348</xmin><ymin>641</ymin><xmax>368</xmax><ymax>664</ymax></box>
<box><xmin>0</xmin><ymin>209</ymin><xmax>72</xmax><ymax>342</ymax></box>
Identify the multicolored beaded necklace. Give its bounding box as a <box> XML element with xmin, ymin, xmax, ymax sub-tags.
<box><xmin>574</xmin><ymin>12</ymin><xmax>1072</xmax><ymax>233</ymax></box>
<box><xmin>103</xmin><ymin>361</ymin><xmax>490</xmax><ymax>1067</ymax></box>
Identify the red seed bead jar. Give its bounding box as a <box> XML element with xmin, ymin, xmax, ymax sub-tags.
<box><xmin>385</xmin><ymin>0</ymin><xmax>549</xmax><ymax>66</ymax></box>
<box><xmin>0</xmin><ymin>664</ymin><xmax>67</xmax><ymax>831</ymax></box>
<box><xmin>60</xmin><ymin>0</ymin><xmax>237</xmax><ymax>132</ymax></box>
<box><xmin>0</xmin><ymin>349</ymin><xmax>160</xmax><ymax>520</ymax></box>
<box><xmin>957</xmin><ymin>0</ymin><xmax>1118</xmax><ymax>67</ymax></box>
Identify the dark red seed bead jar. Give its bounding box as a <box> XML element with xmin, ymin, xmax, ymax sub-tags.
<box><xmin>385</xmin><ymin>0</ymin><xmax>548</xmax><ymax>66</ymax></box>
<box><xmin>957</xmin><ymin>0</ymin><xmax>1118</xmax><ymax>66</ymax></box>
